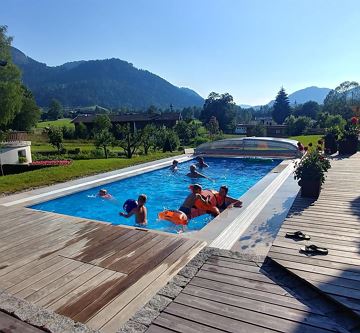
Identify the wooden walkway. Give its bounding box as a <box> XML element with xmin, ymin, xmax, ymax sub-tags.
<box><xmin>0</xmin><ymin>310</ymin><xmax>46</xmax><ymax>332</ymax></box>
<box><xmin>0</xmin><ymin>206</ymin><xmax>205</xmax><ymax>332</ymax></box>
<box><xmin>269</xmin><ymin>152</ymin><xmax>360</xmax><ymax>316</ymax></box>
<box><xmin>147</xmin><ymin>253</ymin><xmax>350</xmax><ymax>332</ymax></box>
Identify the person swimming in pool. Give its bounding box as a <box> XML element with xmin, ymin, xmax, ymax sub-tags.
<box><xmin>215</xmin><ymin>185</ymin><xmax>242</xmax><ymax>211</ymax></box>
<box><xmin>179</xmin><ymin>184</ymin><xmax>210</xmax><ymax>218</ymax></box>
<box><xmin>196</xmin><ymin>156</ymin><xmax>209</xmax><ymax>168</ymax></box>
<box><xmin>170</xmin><ymin>160</ymin><xmax>179</xmax><ymax>172</ymax></box>
<box><xmin>98</xmin><ymin>189</ymin><xmax>113</xmax><ymax>199</ymax></box>
<box><xmin>186</xmin><ymin>165</ymin><xmax>212</xmax><ymax>180</ymax></box>
<box><xmin>120</xmin><ymin>194</ymin><xmax>147</xmax><ymax>226</ymax></box>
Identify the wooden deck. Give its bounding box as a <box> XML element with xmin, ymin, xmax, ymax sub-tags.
<box><xmin>0</xmin><ymin>310</ymin><xmax>46</xmax><ymax>332</ymax></box>
<box><xmin>147</xmin><ymin>253</ymin><xmax>350</xmax><ymax>332</ymax></box>
<box><xmin>269</xmin><ymin>152</ymin><xmax>360</xmax><ymax>316</ymax></box>
<box><xmin>0</xmin><ymin>206</ymin><xmax>205</xmax><ymax>332</ymax></box>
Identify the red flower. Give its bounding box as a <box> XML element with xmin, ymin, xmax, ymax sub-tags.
<box><xmin>351</xmin><ymin>117</ymin><xmax>358</xmax><ymax>125</ymax></box>
<box><xmin>304</xmin><ymin>146</ymin><xmax>308</xmax><ymax>151</ymax></box>
<box><xmin>31</xmin><ymin>160</ymin><xmax>72</xmax><ymax>166</ymax></box>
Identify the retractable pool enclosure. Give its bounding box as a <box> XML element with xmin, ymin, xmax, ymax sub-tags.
<box><xmin>195</xmin><ymin>137</ymin><xmax>301</xmax><ymax>158</ymax></box>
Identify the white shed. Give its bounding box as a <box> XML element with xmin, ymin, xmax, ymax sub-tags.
<box><xmin>0</xmin><ymin>132</ymin><xmax>32</xmax><ymax>165</ymax></box>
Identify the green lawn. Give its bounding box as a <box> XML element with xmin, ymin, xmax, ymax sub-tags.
<box><xmin>289</xmin><ymin>135</ymin><xmax>323</xmax><ymax>147</ymax></box>
<box><xmin>0</xmin><ymin>152</ymin><xmax>178</xmax><ymax>194</ymax></box>
<box><xmin>37</xmin><ymin>118</ymin><xmax>74</xmax><ymax>129</ymax></box>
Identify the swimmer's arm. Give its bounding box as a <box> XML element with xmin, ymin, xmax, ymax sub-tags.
<box><xmin>119</xmin><ymin>208</ymin><xmax>136</xmax><ymax>218</ymax></box>
<box><xmin>225</xmin><ymin>196</ymin><xmax>243</xmax><ymax>208</ymax></box>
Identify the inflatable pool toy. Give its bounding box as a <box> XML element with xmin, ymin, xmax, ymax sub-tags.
<box><xmin>158</xmin><ymin>210</ymin><xmax>188</xmax><ymax>225</ymax></box>
<box><xmin>193</xmin><ymin>189</ymin><xmax>220</xmax><ymax>217</ymax></box>
<box><xmin>123</xmin><ymin>199</ymin><xmax>138</xmax><ymax>213</ymax></box>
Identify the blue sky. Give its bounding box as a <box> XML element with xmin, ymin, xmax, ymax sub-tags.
<box><xmin>1</xmin><ymin>0</ymin><xmax>359</xmax><ymax>105</ymax></box>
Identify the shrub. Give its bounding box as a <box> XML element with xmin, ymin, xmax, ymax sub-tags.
<box><xmin>18</xmin><ymin>156</ymin><xmax>27</xmax><ymax>164</ymax></box>
<box><xmin>194</xmin><ymin>136</ymin><xmax>209</xmax><ymax>146</ymax></box>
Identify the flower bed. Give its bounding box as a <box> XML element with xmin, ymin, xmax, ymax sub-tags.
<box><xmin>30</xmin><ymin>160</ymin><xmax>72</xmax><ymax>166</ymax></box>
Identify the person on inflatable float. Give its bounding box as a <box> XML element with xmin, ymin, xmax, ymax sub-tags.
<box><xmin>179</xmin><ymin>184</ymin><xmax>214</xmax><ymax>218</ymax></box>
<box><xmin>120</xmin><ymin>194</ymin><xmax>147</xmax><ymax>226</ymax></box>
<box><xmin>215</xmin><ymin>185</ymin><xmax>243</xmax><ymax>211</ymax></box>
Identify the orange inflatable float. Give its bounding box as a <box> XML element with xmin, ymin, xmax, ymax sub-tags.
<box><xmin>158</xmin><ymin>210</ymin><xmax>188</xmax><ymax>225</ymax></box>
<box><xmin>158</xmin><ymin>188</ymin><xmax>220</xmax><ymax>225</ymax></box>
<box><xmin>191</xmin><ymin>189</ymin><xmax>220</xmax><ymax>218</ymax></box>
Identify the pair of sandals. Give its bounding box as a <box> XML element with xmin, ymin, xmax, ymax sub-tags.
<box><xmin>285</xmin><ymin>231</ymin><xmax>328</xmax><ymax>255</ymax></box>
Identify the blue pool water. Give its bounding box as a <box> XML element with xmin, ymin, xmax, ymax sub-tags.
<box><xmin>30</xmin><ymin>158</ymin><xmax>280</xmax><ymax>233</ymax></box>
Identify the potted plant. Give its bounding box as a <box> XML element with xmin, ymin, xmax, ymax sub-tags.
<box><xmin>338</xmin><ymin>117</ymin><xmax>359</xmax><ymax>155</ymax></box>
<box><xmin>324</xmin><ymin>126</ymin><xmax>340</xmax><ymax>155</ymax></box>
<box><xmin>294</xmin><ymin>147</ymin><xmax>331</xmax><ymax>198</ymax></box>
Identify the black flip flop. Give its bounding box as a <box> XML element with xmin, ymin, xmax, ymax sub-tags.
<box><xmin>285</xmin><ymin>231</ymin><xmax>311</xmax><ymax>240</ymax></box>
<box><xmin>300</xmin><ymin>244</ymin><xmax>328</xmax><ymax>255</ymax></box>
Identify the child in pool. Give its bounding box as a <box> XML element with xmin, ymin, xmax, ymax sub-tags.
<box><xmin>120</xmin><ymin>194</ymin><xmax>147</xmax><ymax>226</ymax></box>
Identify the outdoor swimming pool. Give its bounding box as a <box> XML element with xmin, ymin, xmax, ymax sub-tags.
<box><xmin>30</xmin><ymin>157</ymin><xmax>280</xmax><ymax>233</ymax></box>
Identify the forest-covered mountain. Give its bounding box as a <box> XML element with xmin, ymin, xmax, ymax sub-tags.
<box><xmin>11</xmin><ymin>47</ymin><xmax>204</xmax><ymax>109</ymax></box>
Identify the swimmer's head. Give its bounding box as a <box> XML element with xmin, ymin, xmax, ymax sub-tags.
<box><xmin>219</xmin><ymin>185</ymin><xmax>229</xmax><ymax>196</ymax></box>
<box><xmin>172</xmin><ymin>160</ymin><xmax>178</xmax><ymax>165</ymax></box>
<box><xmin>99</xmin><ymin>189</ymin><xmax>108</xmax><ymax>197</ymax></box>
<box><xmin>191</xmin><ymin>184</ymin><xmax>202</xmax><ymax>193</ymax></box>
<box><xmin>138</xmin><ymin>194</ymin><xmax>147</xmax><ymax>204</ymax></box>
<box><xmin>190</xmin><ymin>164</ymin><xmax>196</xmax><ymax>172</ymax></box>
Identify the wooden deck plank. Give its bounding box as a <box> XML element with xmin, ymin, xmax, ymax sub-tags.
<box><xmin>76</xmin><ymin>237</ymin><xmax>187</xmax><ymax>325</ymax></box>
<box><xmin>0</xmin><ymin>202</ymin><xmax>203</xmax><ymax>329</ymax></box>
<box><xmin>25</xmin><ymin>262</ymin><xmax>93</xmax><ymax>303</ymax></box>
<box><xmin>14</xmin><ymin>259</ymin><xmax>83</xmax><ymax>299</ymax></box>
<box><xmin>35</xmin><ymin>265</ymin><xmax>105</xmax><ymax>307</ymax></box>
<box><xmin>268</xmin><ymin>153</ymin><xmax>360</xmax><ymax>316</ymax></box>
<box><xmin>89</xmin><ymin>239</ymin><xmax>204</xmax><ymax>332</ymax></box>
<box><xmin>0</xmin><ymin>311</ymin><xmax>45</xmax><ymax>333</ymax></box>
<box><xmin>164</xmin><ymin>302</ymin><xmax>277</xmax><ymax>333</ymax></box>
<box><xmin>189</xmin><ymin>276</ymin><xmax>320</xmax><ymax>314</ymax></box>
<box><xmin>153</xmin><ymin>312</ymin><xmax>226</xmax><ymax>333</ymax></box>
<box><xmin>181</xmin><ymin>285</ymin><xmax>338</xmax><ymax>331</ymax></box>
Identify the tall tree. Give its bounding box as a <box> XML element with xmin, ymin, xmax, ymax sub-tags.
<box><xmin>200</xmin><ymin>92</ymin><xmax>236</xmax><ymax>133</ymax></box>
<box><xmin>10</xmin><ymin>86</ymin><xmax>41</xmax><ymax>131</ymax></box>
<box><xmin>0</xmin><ymin>25</ymin><xmax>22</xmax><ymax>128</ymax></box>
<box><xmin>47</xmin><ymin>99</ymin><xmax>63</xmax><ymax>120</ymax></box>
<box><xmin>206</xmin><ymin>116</ymin><xmax>220</xmax><ymax>139</ymax></box>
<box><xmin>294</xmin><ymin>101</ymin><xmax>320</xmax><ymax>120</ymax></box>
<box><xmin>272</xmin><ymin>87</ymin><xmax>291</xmax><ymax>124</ymax></box>
<box><xmin>323</xmin><ymin>81</ymin><xmax>359</xmax><ymax>120</ymax></box>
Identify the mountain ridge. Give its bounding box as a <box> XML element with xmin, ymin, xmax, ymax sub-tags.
<box><xmin>11</xmin><ymin>47</ymin><xmax>204</xmax><ymax>109</ymax></box>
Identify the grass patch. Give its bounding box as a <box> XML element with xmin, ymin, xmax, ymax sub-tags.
<box><xmin>0</xmin><ymin>152</ymin><xmax>178</xmax><ymax>194</ymax></box>
<box><xmin>37</xmin><ymin>118</ymin><xmax>74</xmax><ymax>129</ymax></box>
<box><xmin>289</xmin><ymin>135</ymin><xmax>323</xmax><ymax>147</ymax></box>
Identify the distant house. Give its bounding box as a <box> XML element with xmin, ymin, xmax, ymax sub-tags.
<box><xmin>0</xmin><ymin>132</ymin><xmax>32</xmax><ymax>165</ymax></box>
<box><xmin>72</xmin><ymin>112</ymin><xmax>182</xmax><ymax>132</ymax></box>
<box><xmin>235</xmin><ymin>118</ymin><xmax>287</xmax><ymax>137</ymax></box>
